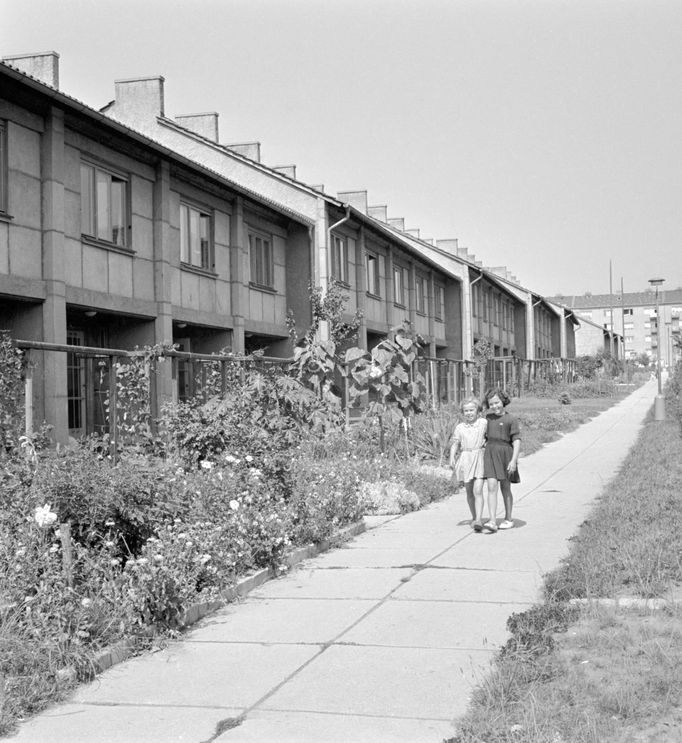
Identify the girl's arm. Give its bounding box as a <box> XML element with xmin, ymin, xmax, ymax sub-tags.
<box><xmin>449</xmin><ymin>441</ymin><xmax>460</xmax><ymax>467</ymax></box>
<box><xmin>507</xmin><ymin>439</ymin><xmax>521</xmax><ymax>473</ymax></box>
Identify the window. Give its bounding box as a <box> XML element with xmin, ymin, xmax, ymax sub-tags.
<box><xmin>393</xmin><ymin>265</ymin><xmax>407</xmax><ymax>306</ymax></box>
<box><xmin>623</xmin><ymin>308</ymin><xmax>633</xmax><ymax>316</ymax></box>
<box><xmin>493</xmin><ymin>295</ymin><xmax>501</xmax><ymax>326</ymax></box>
<box><xmin>435</xmin><ymin>285</ymin><xmax>445</xmax><ymax>320</ymax></box>
<box><xmin>415</xmin><ymin>275</ymin><xmax>427</xmax><ymax>314</ymax></box>
<box><xmin>249</xmin><ymin>230</ymin><xmax>274</xmax><ymax>288</ymax></box>
<box><xmin>624</xmin><ymin>322</ymin><xmax>634</xmax><ymax>330</ymax></box>
<box><xmin>0</xmin><ymin>120</ymin><xmax>6</xmax><ymax>214</ymax></box>
<box><xmin>180</xmin><ymin>203</ymin><xmax>213</xmax><ymax>270</ymax></box>
<box><xmin>331</xmin><ymin>233</ymin><xmax>348</xmax><ymax>284</ymax></box>
<box><xmin>366</xmin><ymin>252</ymin><xmax>381</xmax><ymax>296</ymax></box>
<box><xmin>80</xmin><ymin>162</ymin><xmax>128</xmax><ymax>247</ymax></box>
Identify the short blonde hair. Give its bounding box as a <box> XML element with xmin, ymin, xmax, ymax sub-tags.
<box><xmin>460</xmin><ymin>396</ymin><xmax>482</xmax><ymax>414</ymax></box>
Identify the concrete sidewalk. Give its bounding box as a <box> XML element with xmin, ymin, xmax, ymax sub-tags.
<box><xmin>12</xmin><ymin>381</ymin><xmax>657</xmax><ymax>743</ymax></box>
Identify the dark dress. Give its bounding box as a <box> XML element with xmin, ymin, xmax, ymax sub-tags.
<box><xmin>483</xmin><ymin>411</ymin><xmax>521</xmax><ymax>480</ymax></box>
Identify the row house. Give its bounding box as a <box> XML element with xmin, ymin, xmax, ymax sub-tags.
<box><xmin>0</xmin><ymin>54</ymin><xmax>462</xmax><ymax>443</ymax></box>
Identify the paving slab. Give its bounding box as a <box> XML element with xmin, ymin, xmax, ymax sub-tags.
<box><xmin>11</xmin><ymin>703</ymin><xmax>231</xmax><ymax>743</ymax></box>
<box><xmin>249</xmin><ymin>566</ymin><xmax>413</xmax><ymax>600</ymax></box>
<box><xmin>391</xmin><ymin>565</ymin><xmax>543</xmax><ymax>605</ymax></box>
<box><xmin>338</xmin><ymin>597</ymin><xmax>529</xmax><ymax>649</ymax></box>
<box><xmin>259</xmin><ymin>645</ymin><xmax>493</xmax><ymax>720</ymax></box>
<box><xmin>71</xmin><ymin>642</ymin><xmax>317</xmax><ymax>708</ymax></box>
<box><xmin>187</xmin><ymin>598</ymin><xmax>375</xmax><ymax>644</ymax></box>
<box><xmin>217</xmin><ymin>709</ymin><xmax>456</xmax><ymax>742</ymax></box>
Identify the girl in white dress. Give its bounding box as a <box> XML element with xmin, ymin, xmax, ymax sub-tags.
<box><xmin>449</xmin><ymin>397</ymin><xmax>487</xmax><ymax>532</ymax></box>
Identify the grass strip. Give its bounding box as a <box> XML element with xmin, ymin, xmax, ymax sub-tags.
<box><xmin>447</xmin><ymin>409</ymin><xmax>682</xmax><ymax>743</ymax></box>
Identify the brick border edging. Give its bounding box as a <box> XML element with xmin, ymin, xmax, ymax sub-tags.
<box><xmin>92</xmin><ymin>519</ymin><xmax>367</xmax><ymax>674</ymax></box>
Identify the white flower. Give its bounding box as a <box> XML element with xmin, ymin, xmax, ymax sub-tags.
<box><xmin>245</xmin><ymin>455</ymin><xmax>254</xmax><ymax>463</ymax></box>
<box><xmin>229</xmin><ymin>500</ymin><xmax>239</xmax><ymax>511</ymax></box>
<box><xmin>49</xmin><ymin>544</ymin><xmax>60</xmax><ymax>554</ymax></box>
<box><xmin>224</xmin><ymin>454</ymin><xmax>238</xmax><ymax>464</ymax></box>
<box><xmin>154</xmin><ymin>554</ymin><xmax>164</xmax><ymax>562</ymax></box>
<box><xmin>81</xmin><ymin>598</ymin><xmax>92</xmax><ymax>608</ymax></box>
<box><xmin>34</xmin><ymin>504</ymin><xmax>58</xmax><ymax>528</ymax></box>
<box><xmin>110</xmin><ymin>558</ymin><xmax>120</xmax><ymax>567</ymax></box>
<box><xmin>136</xmin><ymin>557</ymin><xmax>148</xmax><ymax>566</ymax></box>
<box><xmin>200</xmin><ymin>554</ymin><xmax>211</xmax><ymax>565</ymax></box>
<box><xmin>200</xmin><ymin>460</ymin><xmax>213</xmax><ymax>470</ymax></box>
<box><xmin>105</xmin><ymin>541</ymin><xmax>114</xmax><ymax>548</ymax></box>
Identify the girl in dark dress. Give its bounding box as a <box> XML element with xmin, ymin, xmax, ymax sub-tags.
<box><xmin>482</xmin><ymin>388</ymin><xmax>521</xmax><ymax>533</ymax></box>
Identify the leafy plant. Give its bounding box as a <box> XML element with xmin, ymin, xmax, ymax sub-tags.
<box><xmin>345</xmin><ymin>321</ymin><xmax>427</xmax><ymax>450</ymax></box>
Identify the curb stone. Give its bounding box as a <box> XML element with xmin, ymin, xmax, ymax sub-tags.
<box><xmin>92</xmin><ymin>519</ymin><xmax>367</xmax><ymax>675</ymax></box>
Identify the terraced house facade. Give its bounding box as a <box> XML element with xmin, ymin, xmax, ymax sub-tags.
<box><xmin>0</xmin><ymin>52</ymin><xmax>575</xmax><ymax>444</ymax></box>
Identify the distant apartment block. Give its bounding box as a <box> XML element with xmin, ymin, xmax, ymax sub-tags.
<box><xmin>550</xmin><ymin>290</ymin><xmax>682</xmax><ymax>365</ymax></box>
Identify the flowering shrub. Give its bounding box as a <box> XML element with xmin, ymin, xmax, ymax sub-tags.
<box><xmin>288</xmin><ymin>453</ymin><xmax>367</xmax><ymax>543</ymax></box>
<box><xmin>360</xmin><ymin>480</ymin><xmax>421</xmax><ymax>515</ymax></box>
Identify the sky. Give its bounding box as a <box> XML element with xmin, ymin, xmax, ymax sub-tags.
<box><xmin>3</xmin><ymin>0</ymin><xmax>682</xmax><ymax>298</ymax></box>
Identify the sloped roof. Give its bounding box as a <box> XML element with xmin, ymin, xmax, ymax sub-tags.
<box><xmin>548</xmin><ymin>288</ymin><xmax>682</xmax><ymax>309</ymax></box>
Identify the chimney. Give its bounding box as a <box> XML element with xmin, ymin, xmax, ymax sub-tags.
<box><xmin>368</xmin><ymin>205</ymin><xmax>388</xmax><ymax>222</ymax></box>
<box><xmin>175</xmin><ymin>112</ymin><xmax>219</xmax><ymax>143</ymax></box>
<box><xmin>226</xmin><ymin>142</ymin><xmax>261</xmax><ymax>163</ymax></box>
<box><xmin>405</xmin><ymin>228</ymin><xmax>420</xmax><ymax>239</ymax></box>
<box><xmin>273</xmin><ymin>165</ymin><xmax>297</xmax><ymax>179</ymax></box>
<box><xmin>456</xmin><ymin>247</ymin><xmax>470</xmax><ymax>260</ymax></box>
<box><xmin>106</xmin><ymin>77</ymin><xmax>165</xmax><ymax>129</ymax></box>
<box><xmin>423</xmin><ymin>238</ymin><xmax>434</xmax><ymax>245</ymax></box>
<box><xmin>337</xmin><ymin>190</ymin><xmax>368</xmax><ymax>214</ymax></box>
<box><xmin>2</xmin><ymin>51</ymin><xmax>59</xmax><ymax>88</ymax></box>
<box><xmin>388</xmin><ymin>217</ymin><xmax>405</xmax><ymax>231</ymax></box>
<box><xmin>309</xmin><ymin>184</ymin><xmax>325</xmax><ymax>192</ymax></box>
<box><xmin>436</xmin><ymin>239</ymin><xmax>459</xmax><ymax>253</ymax></box>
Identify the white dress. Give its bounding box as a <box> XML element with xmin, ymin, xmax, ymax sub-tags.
<box><xmin>452</xmin><ymin>418</ymin><xmax>487</xmax><ymax>483</ymax></box>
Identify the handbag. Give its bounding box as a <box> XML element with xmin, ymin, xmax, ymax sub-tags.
<box><xmin>509</xmin><ymin>467</ymin><xmax>520</xmax><ymax>484</ymax></box>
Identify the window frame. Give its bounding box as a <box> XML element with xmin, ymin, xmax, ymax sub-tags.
<box><xmin>393</xmin><ymin>264</ymin><xmax>408</xmax><ymax>307</ymax></box>
<box><xmin>248</xmin><ymin>228</ymin><xmax>275</xmax><ymax>290</ymax></box>
<box><xmin>180</xmin><ymin>201</ymin><xmax>214</xmax><ymax>271</ymax></box>
<box><xmin>80</xmin><ymin>160</ymin><xmax>130</xmax><ymax>249</ymax></box>
<box><xmin>331</xmin><ymin>233</ymin><xmax>349</xmax><ymax>285</ymax></box>
<box><xmin>366</xmin><ymin>251</ymin><xmax>381</xmax><ymax>297</ymax></box>
<box><xmin>435</xmin><ymin>285</ymin><xmax>445</xmax><ymax>321</ymax></box>
<box><xmin>415</xmin><ymin>274</ymin><xmax>427</xmax><ymax>315</ymax></box>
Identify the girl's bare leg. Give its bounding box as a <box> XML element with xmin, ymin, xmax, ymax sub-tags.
<box><xmin>472</xmin><ymin>478</ymin><xmax>484</xmax><ymax>523</ymax></box>
<box><xmin>486</xmin><ymin>478</ymin><xmax>499</xmax><ymax>526</ymax></box>
<box><xmin>499</xmin><ymin>479</ymin><xmax>513</xmax><ymax>521</ymax></box>
<box><xmin>464</xmin><ymin>481</ymin><xmax>476</xmax><ymax>520</ymax></box>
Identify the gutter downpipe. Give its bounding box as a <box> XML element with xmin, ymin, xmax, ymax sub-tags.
<box><xmin>466</xmin><ymin>269</ymin><xmax>484</xmax><ymax>394</ymax></box>
<box><xmin>321</xmin><ymin>204</ymin><xmax>351</xmax><ymax>340</ymax></box>
<box><xmin>326</xmin><ymin>204</ymin><xmax>352</xmax><ymax>287</ymax></box>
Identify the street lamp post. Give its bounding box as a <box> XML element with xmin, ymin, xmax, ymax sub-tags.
<box><xmin>649</xmin><ymin>277</ymin><xmax>665</xmax><ymax>421</ymax></box>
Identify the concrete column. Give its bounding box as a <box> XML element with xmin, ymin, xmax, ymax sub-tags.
<box><xmin>230</xmin><ymin>196</ymin><xmax>246</xmax><ymax>354</ymax></box>
<box><xmin>407</xmin><ymin>261</ymin><xmax>417</xmax><ymax>330</ymax></box>
<box><xmin>385</xmin><ymin>247</ymin><xmax>394</xmax><ymax>329</ymax></box>
<box><xmin>41</xmin><ymin>107</ymin><xmax>68</xmax><ymax>445</ymax></box>
<box><xmin>427</xmin><ymin>271</ymin><xmax>436</xmax><ymax>356</ymax></box>
<box><xmin>152</xmin><ymin>159</ymin><xmax>175</xmax><ymax>405</ymax></box>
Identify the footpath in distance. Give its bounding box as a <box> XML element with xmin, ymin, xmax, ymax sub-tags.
<box><xmin>12</xmin><ymin>380</ymin><xmax>658</xmax><ymax>743</ymax></box>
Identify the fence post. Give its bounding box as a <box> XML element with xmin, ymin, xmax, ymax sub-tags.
<box><xmin>59</xmin><ymin>522</ymin><xmax>73</xmax><ymax>588</ymax></box>
<box><xmin>220</xmin><ymin>360</ymin><xmax>227</xmax><ymax>397</ymax></box>
<box><xmin>24</xmin><ymin>349</ymin><xmax>33</xmax><ymax>436</ymax></box>
<box><xmin>149</xmin><ymin>357</ymin><xmax>158</xmax><ymax>436</ymax></box>
<box><xmin>108</xmin><ymin>355</ymin><xmax>119</xmax><ymax>463</ymax></box>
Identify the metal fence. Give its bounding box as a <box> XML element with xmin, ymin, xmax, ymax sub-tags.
<box><xmin>12</xmin><ymin>339</ymin><xmax>592</xmax><ymax>450</ymax></box>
